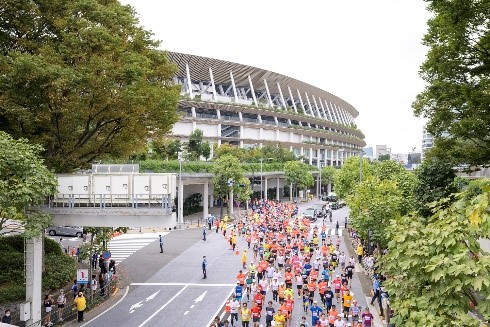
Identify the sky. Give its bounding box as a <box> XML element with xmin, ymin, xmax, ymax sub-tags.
<box><xmin>120</xmin><ymin>0</ymin><xmax>432</xmax><ymax>154</ymax></box>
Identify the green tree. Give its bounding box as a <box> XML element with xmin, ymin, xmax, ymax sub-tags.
<box><xmin>414</xmin><ymin>157</ymin><xmax>458</xmax><ymax>218</ymax></box>
<box><xmin>381</xmin><ymin>181</ymin><xmax>490</xmax><ymax>326</ymax></box>
<box><xmin>320</xmin><ymin>165</ymin><xmax>336</xmax><ymax>194</ymax></box>
<box><xmin>212</xmin><ymin>155</ymin><xmax>244</xmax><ymax>216</ymax></box>
<box><xmin>373</xmin><ymin>160</ymin><xmax>416</xmax><ymax>215</ymax></box>
<box><xmin>214</xmin><ymin>144</ymin><xmax>245</xmax><ymax>161</ymax></box>
<box><xmin>334</xmin><ymin>156</ymin><xmax>373</xmax><ymax>199</ymax></box>
<box><xmin>412</xmin><ymin>1</ymin><xmax>490</xmax><ymax>166</ymax></box>
<box><xmin>151</xmin><ymin>139</ymin><xmax>182</xmax><ymax>160</ymax></box>
<box><xmin>0</xmin><ymin>132</ymin><xmax>57</xmax><ymax>237</ymax></box>
<box><xmin>284</xmin><ymin>161</ymin><xmax>314</xmax><ymax>199</ymax></box>
<box><xmin>347</xmin><ymin>177</ymin><xmax>402</xmax><ymax>249</ymax></box>
<box><xmin>187</xmin><ymin>129</ymin><xmax>203</xmax><ymax>160</ymax></box>
<box><xmin>378</xmin><ymin>154</ymin><xmax>391</xmax><ymax>161</ymax></box>
<box><xmin>0</xmin><ymin>0</ymin><xmax>179</xmax><ymax>172</ymax></box>
<box><xmin>201</xmin><ymin>141</ymin><xmax>211</xmax><ymax>161</ymax></box>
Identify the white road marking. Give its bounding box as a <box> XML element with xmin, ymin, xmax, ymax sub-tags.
<box><xmin>106</xmin><ymin>233</ymin><xmax>167</xmax><ymax>265</ymax></box>
<box><xmin>184</xmin><ymin>311</ymin><xmax>189</xmax><ymax>315</ymax></box>
<box><xmin>131</xmin><ymin>282</ymin><xmax>235</xmax><ymax>287</ymax></box>
<box><xmin>129</xmin><ymin>301</ymin><xmax>143</xmax><ymax>314</ymax></box>
<box><xmin>145</xmin><ymin>290</ymin><xmax>160</xmax><ymax>302</ymax></box>
<box><xmin>137</xmin><ymin>285</ymin><xmax>188</xmax><ymax>327</ymax></box>
<box><xmin>194</xmin><ymin>291</ymin><xmax>207</xmax><ymax>303</ymax></box>
<box><xmin>81</xmin><ymin>286</ymin><xmax>130</xmax><ymax>327</ymax></box>
<box><xmin>190</xmin><ymin>305</ymin><xmax>195</xmax><ymax>309</ymax></box>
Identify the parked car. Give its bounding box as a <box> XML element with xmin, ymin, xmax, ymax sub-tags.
<box><xmin>46</xmin><ymin>226</ymin><xmax>83</xmax><ymax>238</ymax></box>
<box><xmin>303</xmin><ymin>207</ymin><xmax>317</xmax><ymax>222</ymax></box>
<box><xmin>312</xmin><ymin>203</ymin><xmax>327</xmax><ymax>219</ymax></box>
<box><xmin>323</xmin><ymin>192</ymin><xmax>338</xmax><ymax>202</ymax></box>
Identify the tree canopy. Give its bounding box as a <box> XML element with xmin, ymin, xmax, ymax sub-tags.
<box><xmin>0</xmin><ymin>132</ymin><xmax>57</xmax><ymax>237</ymax></box>
<box><xmin>211</xmin><ymin>155</ymin><xmax>244</xmax><ymax>213</ymax></box>
<box><xmin>381</xmin><ymin>180</ymin><xmax>490</xmax><ymax>326</ymax></box>
<box><xmin>333</xmin><ymin>156</ymin><xmax>373</xmax><ymax>199</ymax></box>
<box><xmin>414</xmin><ymin>157</ymin><xmax>458</xmax><ymax>218</ymax></box>
<box><xmin>0</xmin><ymin>0</ymin><xmax>180</xmax><ymax>172</ymax></box>
<box><xmin>284</xmin><ymin>161</ymin><xmax>314</xmax><ymax>198</ymax></box>
<box><xmin>412</xmin><ymin>0</ymin><xmax>490</xmax><ymax>166</ymax></box>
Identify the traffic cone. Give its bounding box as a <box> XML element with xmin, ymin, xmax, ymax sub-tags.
<box><xmin>225</xmin><ymin>299</ymin><xmax>231</xmax><ymax>313</ymax></box>
<box><xmin>235</xmin><ymin>247</ymin><xmax>239</xmax><ymax>255</ymax></box>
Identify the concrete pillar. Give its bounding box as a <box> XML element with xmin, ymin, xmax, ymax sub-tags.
<box><xmin>209</xmin><ymin>192</ymin><xmax>214</xmax><ymax>208</ymax></box>
<box><xmin>25</xmin><ymin>237</ymin><xmax>42</xmax><ymax>327</ymax></box>
<box><xmin>327</xmin><ymin>183</ymin><xmax>332</xmax><ymax>194</ymax></box>
<box><xmin>264</xmin><ymin>178</ymin><xmax>268</xmax><ymax>200</ymax></box>
<box><xmin>309</xmin><ymin>147</ymin><xmax>313</xmax><ymax>165</ymax></box>
<box><xmin>203</xmin><ymin>182</ymin><xmax>209</xmax><ymax>220</ymax></box>
<box><xmin>336</xmin><ymin>150</ymin><xmax>339</xmax><ymax>167</ymax></box>
<box><xmin>178</xmin><ymin>179</ymin><xmax>184</xmax><ymax>224</ymax></box>
<box><xmin>229</xmin><ymin>189</ymin><xmax>234</xmax><ymax>215</ymax></box>
<box><xmin>276</xmin><ymin>178</ymin><xmax>280</xmax><ymax>201</ymax></box>
<box><xmin>330</xmin><ymin>149</ymin><xmax>334</xmax><ymax>166</ymax></box>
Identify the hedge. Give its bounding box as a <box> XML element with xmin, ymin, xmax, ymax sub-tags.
<box><xmin>0</xmin><ymin>235</ymin><xmax>77</xmax><ymax>304</ymax></box>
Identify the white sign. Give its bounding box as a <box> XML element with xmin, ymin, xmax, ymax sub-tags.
<box><xmin>77</xmin><ymin>269</ymin><xmax>89</xmax><ymax>285</ymax></box>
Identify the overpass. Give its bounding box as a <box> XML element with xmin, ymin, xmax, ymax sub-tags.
<box><xmin>44</xmin><ymin>165</ymin><xmax>316</xmax><ymax>228</ymax></box>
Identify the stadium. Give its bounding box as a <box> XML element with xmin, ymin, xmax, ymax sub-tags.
<box><xmin>167</xmin><ymin>52</ymin><xmax>366</xmax><ymax>168</ymax></box>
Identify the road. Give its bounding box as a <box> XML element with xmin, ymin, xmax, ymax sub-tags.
<box><xmin>73</xmin><ymin>201</ymin><xmax>370</xmax><ymax>327</ymax></box>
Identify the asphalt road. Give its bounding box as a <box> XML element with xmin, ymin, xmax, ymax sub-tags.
<box><xmin>76</xmin><ymin>201</ymin><xmax>354</xmax><ymax>327</ymax></box>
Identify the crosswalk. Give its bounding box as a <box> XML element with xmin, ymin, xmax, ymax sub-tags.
<box><xmin>108</xmin><ymin>232</ymin><xmax>167</xmax><ymax>265</ymax></box>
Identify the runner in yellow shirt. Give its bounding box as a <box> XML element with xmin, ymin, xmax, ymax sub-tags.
<box><xmin>274</xmin><ymin>312</ymin><xmax>286</xmax><ymax>327</ymax></box>
<box><xmin>241</xmin><ymin>302</ymin><xmax>251</xmax><ymax>327</ymax></box>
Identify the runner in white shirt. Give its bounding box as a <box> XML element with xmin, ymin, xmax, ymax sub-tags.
<box><xmin>266</xmin><ymin>265</ymin><xmax>275</xmax><ymax>286</ymax></box>
<box><xmin>333</xmin><ymin>314</ymin><xmax>347</xmax><ymax>327</ymax></box>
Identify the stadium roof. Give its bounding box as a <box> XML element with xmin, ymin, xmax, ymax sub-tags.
<box><xmin>167</xmin><ymin>51</ymin><xmax>359</xmax><ymax>117</ymax></box>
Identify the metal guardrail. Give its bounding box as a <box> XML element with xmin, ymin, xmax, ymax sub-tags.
<box><xmin>46</xmin><ymin>194</ymin><xmax>173</xmax><ymax>210</ymax></box>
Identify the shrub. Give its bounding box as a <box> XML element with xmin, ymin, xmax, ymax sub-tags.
<box><xmin>0</xmin><ymin>235</ymin><xmax>77</xmax><ymax>304</ymax></box>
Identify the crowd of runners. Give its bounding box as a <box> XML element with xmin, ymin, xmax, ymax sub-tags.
<box><xmin>211</xmin><ymin>199</ymin><xmax>375</xmax><ymax>327</ymax></box>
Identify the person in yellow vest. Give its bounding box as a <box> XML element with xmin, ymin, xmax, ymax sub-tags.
<box><xmin>222</xmin><ymin>221</ymin><xmax>228</xmax><ymax>237</ymax></box>
<box><xmin>241</xmin><ymin>302</ymin><xmax>251</xmax><ymax>326</ymax></box>
<box><xmin>73</xmin><ymin>292</ymin><xmax>86</xmax><ymax>322</ymax></box>
<box><xmin>357</xmin><ymin>243</ymin><xmax>363</xmax><ymax>264</ymax></box>
<box><xmin>241</xmin><ymin>250</ymin><xmax>247</xmax><ymax>269</ymax></box>
<box><xmin>232</xmin><ymin>234</ymin><xmax>237</xmax><ymax>251</ymax></box>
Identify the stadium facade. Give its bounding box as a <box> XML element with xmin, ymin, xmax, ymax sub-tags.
<box><xmin>167</xmin><ymin>52</ymin><xmax>365</xmax><ymax>168</ymax></box>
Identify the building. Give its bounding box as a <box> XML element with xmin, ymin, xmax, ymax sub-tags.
<box><xmin>375</xmin><ymin>145</ymin><xmax>391</xmax><ymax>159</ymax></box>
<box><xmin>167</xmin><ymin>52</ymin><xmax>365</xmax><ymax>168</ymax></box>
<box><xmin>421</xmin><ymin>130</ymin><xmax>434</xmax><ymax>161</ymax></box>
<box><xmin>363</xmin><ymin>147</ymin><xmax>374</xmax><ymax>157</ymax></box>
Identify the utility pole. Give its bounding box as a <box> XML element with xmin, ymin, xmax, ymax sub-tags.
<box><xmin>178</xmin><ymin>151</ymin><xmax>183</xmax><ymax>226</ymax></box>
<box><xmin>260</xmin><ymin>158</ymin><xmax>263</xmax><ymax>200</ymax></box>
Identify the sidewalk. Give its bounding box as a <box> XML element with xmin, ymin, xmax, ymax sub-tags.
<box><xmin>343</xmin><ymin>229</ymin><xmax>386</xmax><ymax>327</ymax></box>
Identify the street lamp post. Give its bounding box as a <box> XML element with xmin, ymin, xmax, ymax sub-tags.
<box><xmin>359</xmin><ymin>150</ymin><xmax>363</xmax><ymax>183</ymax></box>
<box><xmin>260</xmin><ymin>158</ymin><xmax>263</xmax><ymax>200</ymax></box>
<box><xmin>319</xmin><ymin>161</ymin><xmax>324</xmax><ymax>198</ymax></box>
<box><xmin>178</xmin><ymin>151</ymin><xmax>183</xmax><ymax>226</ymax></box>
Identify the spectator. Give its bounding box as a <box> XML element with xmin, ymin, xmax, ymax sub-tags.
<box><xmin>1</xmin><ymin>309</ymin><xmax>11</xmax><ymax>324</ymax></box>
<box><xmin>43</xmin><ymin>293</ymin><xmax>54</xmax><ymax>326</ymax></box>
<box><xmin>56</xmin><ymin>289</ymin><xmax>66</xmax><ymax>322</ymax></box>
<box><xmin>73</xmin><ymin>292</ymin><xmax>86</xmax><ymax>322</ymax></box>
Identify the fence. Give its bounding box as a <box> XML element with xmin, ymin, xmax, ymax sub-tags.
<box><xmin>20</xmin><ymin>277</ymin><xmax>117</xmax><ymax>327</ymax></box>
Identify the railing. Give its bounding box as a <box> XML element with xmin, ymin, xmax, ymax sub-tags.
<box><xmin>47</xmin><ymin>194</ymin><xmax>173</xmax><ymax>210</ymax></box>
<box><xmin>22</xmin><ymin>277</ymin><xmax>117</xmax><ymax>327</ymax></box>
<box><xmin>195</xmin><ymin>113</ymin><xmax>218</xmax><ymax>119</ymax></box>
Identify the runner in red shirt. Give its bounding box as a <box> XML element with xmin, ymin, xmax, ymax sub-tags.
<box><xmin>251</xmin><ymin>302</ymin><xmax>261</xmax><ymax>327</ymax></box>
